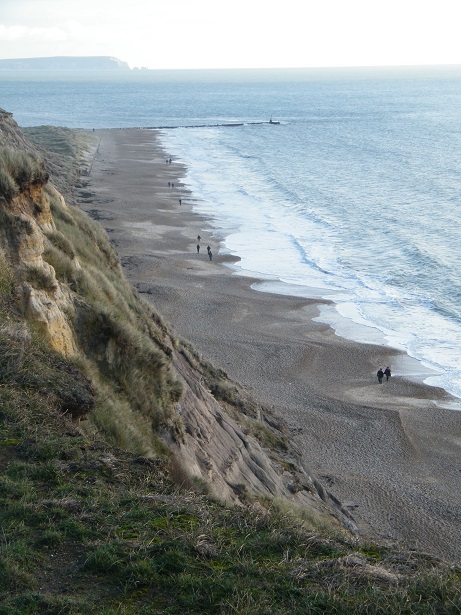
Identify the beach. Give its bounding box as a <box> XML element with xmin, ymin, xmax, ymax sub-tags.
<box><xmin>78</xmin><ymin>128</ymin><xmax>461</xmax><ymax>563</ymax></box>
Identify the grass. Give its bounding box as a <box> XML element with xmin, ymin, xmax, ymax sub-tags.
<box><xmin>0</xmin><ymin>248</ymin><xmax>14</xmax><ymax>298</ymax></box>
<box><xmin>0</xmin><ymin>147</ymin><xmax>48</xmax><ymax>200</ymax></box>
<box><xmin>23</xmin><ymin>124</ymin><xmax>99</xmax><ymax>197</ymax></box>
<box><xmin>0</xmin><ymin>416</ymin><xmax>460</xmax><ymax>615</ymax></box>
<box><xmin>1</xmin><ymin>365</ymin><xmax>460</xmax><ymax>614</ymax></box>
<box><xmin>37</xmin><ymin>183</ymin><xmax>184</xmax><ymax>449</ymax></box>
<box><xmin>19</xmin><ymin>264</ymin><xmax>58</xmax><ymax>292</ymax></box>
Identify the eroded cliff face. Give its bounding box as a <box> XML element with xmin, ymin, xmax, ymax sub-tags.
<box><xmin>0</xmin><ymin>110</ymin><xmax>350</xmax><ymax>529</ymax></box>
<box><xmin>169</xmin><ymin>350</ymin><xmax>344</xmax><ymax>522</ymax></box>
<box><xmin>0</xmin><ymin>174</ymin><xmax>78</xmax><ymax>356</ymax></box>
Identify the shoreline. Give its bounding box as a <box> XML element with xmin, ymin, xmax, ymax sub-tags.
<box><xmin>222</xmin><ymin>261</ymin><xmax>454</xmax><ymax>404</ymax></box>
<box><xmin>77</xmin><ymin>127</ymin><xmax>461</xmax><ymax>563</ymax></box>
<box><xmin>157</xmin><ymin>127</ymin><xmax>461</xmax><ymax>406</ymax></box>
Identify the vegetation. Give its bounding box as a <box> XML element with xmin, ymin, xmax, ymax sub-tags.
<box><xmin>23</xmin><ymin>125</ymin><xmax>99</xmax><ymax>197</ymax></box>
<box><xmin>0</xmin><ymin>319</ymin><xmax>460</xmax><ymax>613</ymax></box>
<box><xmin>0</xmin><ymin>147</ymin><xmax>48</xmax><ymax>201</ymax></box>
<box><xmin>39</xmin><ymin>184</ymin><xmax>183</xmax><ymax>453</ymax></box>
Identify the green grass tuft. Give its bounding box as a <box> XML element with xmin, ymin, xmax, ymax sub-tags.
<box><xmin>0</xmin><ymin>146</ymin><xmax>48</xmax><ymax>200</ymax></box>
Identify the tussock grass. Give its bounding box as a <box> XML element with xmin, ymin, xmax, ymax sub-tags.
<box><xmin>0</xmin><ymin>325</ymin><xmax>95</xmax><ymax>422</ymax></box>
<box><xmin>23</xmin><ymin>125</ymin><xmax>99</xmax><ymax>197</ymax></box>
<box><xmin>19</xmin><ymin>263</ymin><xmax>58</xmax><ymax>292</ymax></box>
<box><xmin>0</xmin><ymin>247</ymin><xmax>14</xmax><ymax>296</ymax></box>
<box><xmin>45</xmin><ymin>229</ymin><xmax>75</xmax><ymax>259</ymax></box>
<box><xmin>0</xmin><ymin>324</ymin><xmax>30</xmax><ymax>383</ymax></box>
<box><xmin>0</xmin><ymin>147</ymin><xmax>48</xmax><ymax>201</ymax></box>
<box><xmin>0</xmin><ymin>209</ymin><xmax>34</xmax><ymax>241</ymax></box>
<box><xmin>43</xmin><ymin>244</ymin><xmax>76</xmax><ymax>285</ymax></box>
<box><xmin>260</xmin><ymin>496</ymin><xmax>333</xmax><ymax>533</ymax></box>
<box><xmin>0</xmin><ymin>167</ymin><xmax>17</xmax><ymax>202</ymax></box>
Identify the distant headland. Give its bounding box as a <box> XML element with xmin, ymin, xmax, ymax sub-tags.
<box><xmin>0</xmin><ymin>56</ymin><xmax>130</xmax><ymax>71</ymax></box>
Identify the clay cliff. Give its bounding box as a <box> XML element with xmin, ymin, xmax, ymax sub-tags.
<box><xmin>0</xmin><ymin>109</ymin><xmax>353</xmax><ymax>529</ymax></box>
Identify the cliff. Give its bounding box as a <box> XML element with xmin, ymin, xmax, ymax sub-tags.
<box><xmin>0</xmin><ymin>56</ymin><xmax>130</xmax><ymax>71</ymax></box>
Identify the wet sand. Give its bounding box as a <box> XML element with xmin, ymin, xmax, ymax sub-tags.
<box><xmin>77</xmin><ymin>128</ymin><xmax>461</xmax><ymax>563</ymax></box>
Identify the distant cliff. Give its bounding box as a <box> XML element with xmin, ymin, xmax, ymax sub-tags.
<box><xmin>0</xmin><ymin>56</ymin><xmax>130</xmax><ymax>71</ymax></box>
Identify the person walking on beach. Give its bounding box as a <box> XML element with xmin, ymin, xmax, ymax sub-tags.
<box><xmin>179</xmin><ymin>198</ymin><xmax>182</xmax><ymax>205</ymax></box>
<box><xmin>197</xmin><ymin>244</ymin><xmax>200</xmax><ymax>254</ymax></box>
<box><xmin>377</xmin><ymin>368</ymin><xmax>384</xmax><ymax>384</ymax></box>
<box><xmin>197</xmin><ymin>235</ymin><xmax>201</xmax><ymax>242</ymax></box>
<box><xmin>384</xmin><ymin>367</ymin><xmax>391</xmax><ymax>381</ymax></box>
<box><xmin>206</xmin><ymin>245</ymin><xmax>211</xmax><ymax>256</ymax></box>
<box><xmin>208</xmin><ymin>249</ymin><xmax>212</xmax><ymax>261</ymax></box>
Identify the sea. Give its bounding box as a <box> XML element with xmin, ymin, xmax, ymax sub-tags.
<box><xmin>2</xmin><ymin>66</ymin><xmax>461</xmax><ymax>402</ymax></box>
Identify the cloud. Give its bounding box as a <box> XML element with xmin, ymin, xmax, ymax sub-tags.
<box><xmin>0</xmin><ymin>23</ymin><xmax>69</xmax><ymax>43</ymax></box>
<box><xmin>1</xmin><ymin>0</ymin><xmax>461</xmax><ymax>69</ymax></box>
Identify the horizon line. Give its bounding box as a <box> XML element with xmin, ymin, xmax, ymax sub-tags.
<box><xmin>1</xmin><ymin>56</ymin><xmax>461</xmax><ymax>71</ymax></box>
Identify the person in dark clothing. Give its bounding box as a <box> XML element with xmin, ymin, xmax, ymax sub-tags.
<box><xmin>208</xmin><ymin>250</ymin><xmax>212</xmax><ymax>261</ymax></box>
<box><xmin>377</xmin><ymin>368</ymin><xmax>384</xmax><ymax>384</ymax></box>
<box><xmin>384</xmin><ymin>367</ymin><xmax>391</xmax><ymax>381</ymax></box>
<box><xmin>196</xmin><ymin>244</ymin><xmax>200</xmax><ymax>254</ymax></box>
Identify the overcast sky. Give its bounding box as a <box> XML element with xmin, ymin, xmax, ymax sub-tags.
<box><xmin>0</xmin><ymin>0</ymin><xmax>460</xmax><ymax>70</ymax></box>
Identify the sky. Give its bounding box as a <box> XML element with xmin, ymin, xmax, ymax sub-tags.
<box><xmin>0</xmin><ymin>0</ymin><xmax>460</xmax><ymax>70</ymax></box>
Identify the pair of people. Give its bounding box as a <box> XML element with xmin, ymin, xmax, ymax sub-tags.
<box><xmin>377</xmin><ymin>367</ymin><xmax>391</xmax><ymax>383</ymax></box>
<box><xmin>196</xmin><ymin>237</ymin><xmax>212</xmax><ymax>260</ymax></box>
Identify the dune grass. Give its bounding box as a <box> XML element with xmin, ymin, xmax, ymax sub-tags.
<box><xmin>23</xmin><ymin>125</ymin><xmax>99</xmax><ymax>197</ymax></box>
<box><xmin>0</xmin><ymin>147</ymin><xmax>48</xmax><ymax>200</ymax></box>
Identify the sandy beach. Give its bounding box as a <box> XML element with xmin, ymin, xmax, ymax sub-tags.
<box><xmin>77</xmin><ymin>128</ymin><xmax>461</xmax><ymax>563</ymax></box>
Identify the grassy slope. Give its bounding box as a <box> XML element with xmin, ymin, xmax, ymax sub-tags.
<box><xmin>0</xmin><ymin>125</ymin><xmax>460</xmax><ymax>613</ymax></box>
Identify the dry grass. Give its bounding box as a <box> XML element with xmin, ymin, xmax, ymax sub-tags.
<box><xmin>0</xmin><ymin>147</ymin><xmax>48</xmax><ymax>200</ymax></box>
<box><xmin>0</xmin><ymin>247</ymin><xmax>14</xmax><ymax>296</ymax></box>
